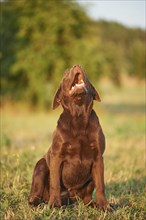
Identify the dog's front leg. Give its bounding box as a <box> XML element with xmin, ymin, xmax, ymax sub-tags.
<box><xmin>48</xmin><ymin>151</ymin><xmax>62</xmax><ymax>208</ymax></box>
<box><xmin>92</xmin><ymin>155</ymin><xmax>108</xmax><ymax>210</ymax></box>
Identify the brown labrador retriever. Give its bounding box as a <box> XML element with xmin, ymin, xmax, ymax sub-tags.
<box><xmin>28</xmin><ymin>64</ymin><xmax>109</xmax><ymax>210</ymax></box>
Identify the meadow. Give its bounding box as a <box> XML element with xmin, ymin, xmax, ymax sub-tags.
<box><xmin>0</xmin><ymin>79</ymin><xmax>145</xmax><ymax>220</ymax></box>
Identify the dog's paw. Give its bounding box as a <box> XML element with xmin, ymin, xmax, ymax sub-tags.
<box><xmin>104</xmin><ymin>203</ymin><xmax>115</xmax><ymax>212</ymax></box>
<box><xmin>49</xmin><ymin>197</ymin><xmax>61</xmax><ymax>208</ymax></box>
<box><xmin>28</xmin><ymin>195</ymin><xmax>42</xmax><ymax>206</ymax></box>
<box><xmin>98</xmin><ymin>200</ymin><xmax>115</xmax><ymax>212</ymax></box>
<box><xmin>96</xmin><ymin>197</ymin><xmax>110</xmax><ymax>211</ymax></box>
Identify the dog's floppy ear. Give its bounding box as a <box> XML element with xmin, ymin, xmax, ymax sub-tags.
<box><xmin>90</xmin><ymin>83</ymin><xmax>101</xmax><ymax>102</ymax></box>
<box><xmin>52</xmin><ymin>86</ymin><xmax>62</xmax><ymax>110</ymax></box>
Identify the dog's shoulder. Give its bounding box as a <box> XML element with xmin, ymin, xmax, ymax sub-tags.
<box><xmin>90</xmin><ymin>110</ymin><xmax>99</xmax><ymax>124</ymax></box>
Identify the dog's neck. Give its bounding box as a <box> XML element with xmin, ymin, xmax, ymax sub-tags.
<box><xmin>63</xmin><ymin>100</ymin><xmax>93</xmax><ymax>116</ymax></box>
<box><xmin>71</xmin><ymin>104</ymin><xmax>86</xmax><ymax>117</ymax></box>
<box><xmin>61</xmin><ymin>102</ymin><xmax>93</xmax><ymax>135</ymax></box>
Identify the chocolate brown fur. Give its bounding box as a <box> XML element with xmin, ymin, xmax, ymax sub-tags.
<box><xmin>28</xmin><ymin>65</ymin><xmax>109</xmax><ymax>210</ymax></box>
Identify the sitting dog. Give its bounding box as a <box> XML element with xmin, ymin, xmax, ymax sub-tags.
<box><xmin>28</xmin><ymin>64</ymin><xmax>109</xmax><ymax>210</ymax></box>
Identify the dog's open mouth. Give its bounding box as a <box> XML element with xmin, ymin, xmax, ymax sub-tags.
<box><xmin>69</xmin><ymin>73</ymin><xmax>86</xmax><ymax>96</ymax></box>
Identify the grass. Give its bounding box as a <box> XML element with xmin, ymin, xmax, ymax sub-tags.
<box><xmin>0</xmin><ymin>80</ymin><xmax>145</xmax><ymax>219</ymax></box>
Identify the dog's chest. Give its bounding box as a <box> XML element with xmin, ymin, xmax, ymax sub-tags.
<box><xmin>61</xmin><ymin>136</ymin><xmax>98</xmax><ymax>188</ymax></box>
<box><xmin>61</xmin><ymin>135</ymin><xmax>98</xmax><ymax>161</ymax></box>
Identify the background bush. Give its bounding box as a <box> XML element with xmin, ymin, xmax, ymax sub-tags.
<box><xmin>1</xmin><ymin>0</ymin><xmax>145</xmax><ymax>107</ymax></box>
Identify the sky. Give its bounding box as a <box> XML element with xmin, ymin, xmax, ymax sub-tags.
<box><xmin>77</xmin><ymin>0</ymin><xmax>146</xmax><ymax>29</ymax></box>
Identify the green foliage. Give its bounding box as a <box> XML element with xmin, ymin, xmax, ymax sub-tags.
<box><xmin>1</xmin><ymin>0</ymin><xmax>145</xmax><ymax>107</ymax></box>
<box><xmin>128</xmin><ymin>40</ymin><xmax>145</xmax><ymax>78</ymax></box>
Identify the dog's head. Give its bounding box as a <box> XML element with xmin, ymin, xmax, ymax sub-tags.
<box><xmin>53</xmin><ymin>64</ymin><xmax>101</xmax><ymax>112</ymax></box>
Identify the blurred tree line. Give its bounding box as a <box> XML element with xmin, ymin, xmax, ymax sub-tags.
<box><xmin>1</xmin><ymin>0</ymin><xmax>145</xmax><ymax>107</ymax></box>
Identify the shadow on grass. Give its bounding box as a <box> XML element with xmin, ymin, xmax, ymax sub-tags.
<box><xmin>24</xmin><ymin>177</ymin><xmax>146</xmax><ymax>220</ymax></box>
<box><xmin>105</xmin><ymin>176</ymin><xmax>146</xmax><ymax>209</ymax></box>
<box><xmin>103</xmin><ymin>103</ymin><xmax>145</xmax><ymax>115</ymax></box>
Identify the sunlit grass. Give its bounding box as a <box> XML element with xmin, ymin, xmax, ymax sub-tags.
<box><xmin>0</xmin><ymin>81</ymin><xmax>145</xmax><ymax>219</ymax></box>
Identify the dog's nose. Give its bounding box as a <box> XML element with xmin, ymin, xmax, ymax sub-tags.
<box><xmin>72</xmin><ymin>64</ymin><xmax>82</xmax><ymax>74</ymax></box>
<box><xmin>73</xmin><ymin>64</ymin><xmax>81</xmax><ymax>68</ymax></box>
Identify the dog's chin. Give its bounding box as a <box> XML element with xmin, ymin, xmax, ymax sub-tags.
<box><xmin>71</xmin><ymin>89</ymin><xmax>87</xmax><ymax>106</ymax></box>
<box><xmin>69</xmin><ymin>85</ymin><xmax>87</xmax><ymax>97</ymax></box>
